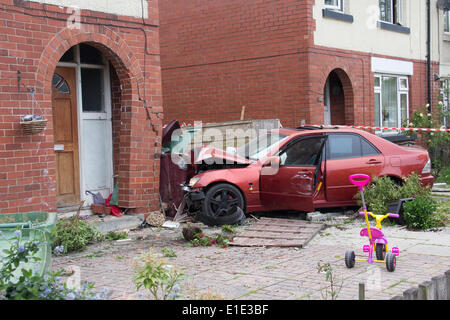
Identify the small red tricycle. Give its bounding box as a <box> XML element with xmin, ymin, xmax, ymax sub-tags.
<box><xmin>345</xmin><ymin>174</ymin><xmax>400</xmax><ymax>272</ymax></box>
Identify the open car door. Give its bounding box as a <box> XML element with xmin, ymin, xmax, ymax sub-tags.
<box><xmin>259</xmin><ymin>135</ymin><xmax>327</xmax><ymax>212</ymax></box>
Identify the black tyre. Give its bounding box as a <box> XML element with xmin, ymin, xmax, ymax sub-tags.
<box><xmin>386</xmin><ymin>252</ymin><xmax>396</xmax><ymax>272</ymax></box>
<box><xmin>202</xmin><ymin>183</ymin><xmax>245</xmax><ymax>217</ymax></box>
<box><xmin>345</xmin><ymin>250</ymin><xmax>355</xmax><ymax>268</ymax></box>
<box><xmin>196</xmin><ymin>205</ymin><xmax>246</xmax><ymax>227</ymax></box>
<box><xmin>376</xmin><ymin>243</ymin><xmax>386</xmax><ymax>261</ymax></box>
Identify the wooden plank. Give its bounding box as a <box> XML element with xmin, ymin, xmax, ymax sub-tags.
<box><xmin>246</xmin><ymin>226</ymin><xmax>320</xmax><ymax>233</ymax></box>
<box><xmin>229</xmin><ymin>217</ymin><xmax>324</xmax><ymax>248</ymax></box>
<box><xmin>255</xmin><ymin>220</ymin><xmax>322</xmax><ymax>228</ymax></box>
<box><xmin>258</xmin><ymin>217</ymin><xmax>312</xmax><ymax>224</ymax></box>
<box><xmin>233</xmin><ymin>232</ymin><xmax>312</xmax><ymax>241</ymax></box>
<box><xmin>301</xmin><ymin>224</ymin><xmax>325</xmax><ymax>247</ymax></box>
<box><xmin>230</xmin><ymin>238</ymin><xmax>305</xmax><ymax>248</ymax></box>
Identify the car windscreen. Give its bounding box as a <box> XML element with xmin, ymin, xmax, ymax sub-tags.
<box><xmin>236</xmin><ymin>132</ymin><xmax>289</xmax><ymax>161</ymax></box>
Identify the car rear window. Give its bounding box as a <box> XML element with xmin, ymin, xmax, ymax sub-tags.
<box><xmin>361</xmin><ymin>138</ymin><xmax>380</xmax><ymax>157</ymax></box>
<box><xmin>327</xmin><ymin>134</ymin><xmax>361</xmax><ymax>160</ymax></box>
<box><xmin>327</xmin><ymin>134</ymin><xmax>380</xmax><ymax>160</ymax></box>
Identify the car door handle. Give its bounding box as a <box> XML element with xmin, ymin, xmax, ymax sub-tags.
<box><xmin>366</xmin><ymin>160</ymin><xmax>382</xmax><ymax>164</ymax></box>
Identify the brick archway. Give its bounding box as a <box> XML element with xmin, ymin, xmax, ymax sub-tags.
<box><xmin>321</xmin><ymin>67</ymin><xmax>355</xmax><ymax>126</ymax></box>
<box><xmin>34</xmin><ymin>25</ymin><xmax>157</xmax><ymax>212</ymax></box>
<box><xmin>35</xmin><ymin>25</ymin><xmax>144</xmax><ymax>100</ymax></box>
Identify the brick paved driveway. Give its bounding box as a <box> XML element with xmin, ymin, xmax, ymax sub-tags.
<box><xmin>52</xmin><ymin>215</ymin><xmax>450</xmax><ymax>300</ymax></box>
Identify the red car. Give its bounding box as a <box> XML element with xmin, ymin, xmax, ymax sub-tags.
<box><xmin>182</xmin><ymin>126</ymin><xmax>433</xmax><ymax>222</ymax></box>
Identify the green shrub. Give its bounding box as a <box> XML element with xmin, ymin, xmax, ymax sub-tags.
<box><xmin>436</xmin><ymin>166</ymin><xmax>450</xmax><ymax>185</ymax></box>
<box><xmin>403</xmin><ymin>103</ymin><xmax>450</xmax><ymax>178</ymax></box>
<box><xmin>53</xmin><ymin>216</ymin><xmax>104</xmax><ymax>254</ymax></box>
<box><xmin>431</xmin><ymin>201</ymin><xmax>450</xmax><ymax>227</ymax></box>
<box><xmin>356</xmin><ymin>173</ymin><xmax>432</xmax><ymax>215</ymax></box>
<box><xmin>0</xmin><ymin>229</ymin><xmax>105</xmax><ymax>300</ymax></box>
<box><xmin>403</xmin><ymin>196</ymin><xmax>437</xmax><ymax>230</ymax></box>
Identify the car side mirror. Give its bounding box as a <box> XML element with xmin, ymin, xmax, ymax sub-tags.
<box><xmin>263</xmin><ymin>156</ymin><xmax>281</xmax><ymax>168</ymax></box>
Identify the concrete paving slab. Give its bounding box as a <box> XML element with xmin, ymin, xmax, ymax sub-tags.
<box><xmin>407</xmin><ymin>245</ymin><xmax>450</xmax><ymax>257</ymax></box>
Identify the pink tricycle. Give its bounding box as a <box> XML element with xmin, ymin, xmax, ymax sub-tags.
<box><xmin>345</xmin><ymin>174</ymin><xmax>400</xmax><ymax>272</ymax></box>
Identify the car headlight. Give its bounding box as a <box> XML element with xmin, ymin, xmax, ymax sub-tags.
<box><xmin>188</xmin><ymin>177</ymin><xmax>201</xmax><ymax>187</ymax></box>
<box><xmin>422</xmin><ymin>158</ymin><xmax>431</xmax><ymax>174</ymax></box>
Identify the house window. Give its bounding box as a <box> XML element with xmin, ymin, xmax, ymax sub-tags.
<box><xmin>374</xmin><ymin>75</ymin><xmax>409</xmax><ymax>132</ymax></box>
<box><xmin>445</xmin><ymin>10</ymin><xmax>449</xmax><ymax>33</ymax></box>
<box><xmin>379</xmin><ymin>0</ymin><xmax>403</xmax><ymax>25</ymax></box>
<box><xmin>325</xmin><ymin>0</ymin><xmax>343</xmax><ymax>11</ymax></box>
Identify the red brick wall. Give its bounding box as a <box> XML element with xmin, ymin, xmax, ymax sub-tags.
<box><xmin>160</xmin><ymin>0</ymin><xmax>315</xmax><ymax>127</ymax></box>
<box><xmin>160</xmin><ymin>0</ymin><xmax>440</xmax><ymax>129</ymax></box>
<box><xmin>0</xmin><ymin>0</ymin><xmax>162</xmax><ymax>214</ymax></box>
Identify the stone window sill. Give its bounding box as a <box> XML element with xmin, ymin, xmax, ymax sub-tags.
<box><xmin>322</xmin><ymin>8</ymin><xmax>354</xmax><ymax>23</ymax></box>
<box><xmin>378</xmin><ymin>21</ymin><xmax>411</xmax><ymax>34</ymax></box>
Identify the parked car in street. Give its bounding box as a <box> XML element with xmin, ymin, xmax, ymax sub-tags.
<box><xmin>160</xmin><ymin>121</ymin><xmax>434</xmax><ymax>225</ymax></box>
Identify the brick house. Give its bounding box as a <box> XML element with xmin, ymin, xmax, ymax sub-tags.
<box><xmin>159</xmin><ymin>0</ymin><xmax>443</xmax><ymax>130</ymax></box>
<box><xmin>0</xmin><ymin>0</ymin><xmax>163</xmax><ymax>215</ymax></box>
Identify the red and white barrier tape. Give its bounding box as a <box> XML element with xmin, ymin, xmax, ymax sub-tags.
<box><xmin>306</xmin><ymin>124</ymin><xmax>450</xmax><ymax>133</ymax></box>
<box><xmin>164</xmin><ymin>122</ymin><xmax>450</xmax><ymax>132</ymax></box>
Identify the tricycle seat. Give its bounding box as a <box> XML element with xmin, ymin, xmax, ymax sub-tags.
<box><xmin>360</xmin><ymin>228</ymin><xmax>388</xmax><ymax>244</ymax></box>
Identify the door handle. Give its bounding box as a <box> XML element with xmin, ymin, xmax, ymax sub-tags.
<box><xmin>366</xmin><ymin>159</ymin><xmax>381</xmax><ymax>164</ymax></box>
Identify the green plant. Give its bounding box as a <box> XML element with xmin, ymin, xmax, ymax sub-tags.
<box><xmin>403</xmin><ymin>103</ymin><xmax>450</xmax><ymax>178</ymax></box>
<box><xmin>221</xmin><ymin>224</ymin><xmax>238</xmax><ymax>234</ymax></box>
<box><xmin>133</xmin><ymin>251</ymin><xmax>183</xmax><ymax>300</ymax></box>
<box><xmin>317</xmin><ymin>262</ymin><xmax>343</xmax><ymax>300</ymax></box>
<box><xmin>0</xmin><ymin>229</ymin><xmax>105</xmax><ymax>300</ymax></box>
<box><xmin>161</xmin><ymin>247</ymin><xmax>177</xmax><ymax>258</ymax></box>
<box><xmin>356</xmin><ymin>173</ymin><xmax>432</xmax><ymax>215</ymax></box>
<box><xmin>436</xmin><ymin>166</ymin><xmax>450</xmax><ymax>185</ymax></box>
<box><xmin>189</xmin><ymin>233</ymin><xmax>232</xmax><ymax>248</ymax></box>
<box><xmin>433</xmin><ymin>201</ymin><xmax>450</xmax><ymax>227</ymax></box>
<box><xmin>105</xmin><ymin>231</ymin><xmax>129</xmax><ymax>241</ymax></box>
<box><xmin>53</xmin><ymin>216</ymin><xmax>104</xmax><ymax>254</ymax></box>
<box><xmin>403</xmin><ymin>196</ymin><xmax>438</xmax><ymax>230</ymax></box>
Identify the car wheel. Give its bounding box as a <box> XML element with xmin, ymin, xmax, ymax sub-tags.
<box><xmin>196</xmin><ymin>183</ymin><xmax>246</xmax><ymax>226</ymax></box>
<box><xmin>202</xmin><ymin>183</ymin><xmax>245</xmax><ymax>217</ymax></box>
<box><xmin>345</xmin><ymin>250</ymin><xmax>355</xmax><ymax>268</ymax></box>
<box><xmin>376</xmin><ymin>243</ymin><xmax>386</xmax><ymax>261</ymax></box>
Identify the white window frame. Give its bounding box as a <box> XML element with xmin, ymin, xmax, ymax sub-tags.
<box><xmin>324</xmin><ymin>0</ymin><xmax>343</xmax><ymax>12</ymax></box>
<box><xmin>441</xmin><ymin>79</ymin><xmax>449</xmax><ymax>128</ymax></box>
<box><xmin>374</xmin><ymin>74</ymin><xmax>409</xmax><ymax>135</ymax></box>
<box><xmin>445</xmin><ymin>10</ymin><xmax>450</xmax><ymax>33</ymax></box>
<box><xmin>379</xmin><ymin>0</ymin><xmax>403</xmax><ymax>25</ymax></box>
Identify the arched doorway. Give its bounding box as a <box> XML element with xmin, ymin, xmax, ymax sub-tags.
<box><xmin>323</xmin><ymin>69</ymin><xmax>354</xmax><ymax>126</ymax></box>
<box><xmin>52</xmin><ymin>43</ymin><xmax>114</xmax><ymax>208</ymax></box>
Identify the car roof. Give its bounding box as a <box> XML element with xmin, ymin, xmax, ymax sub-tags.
<box><xmin>275</xmin><ymin>126</ymin><xmax>369</xmax><ymax>137</ymax></box>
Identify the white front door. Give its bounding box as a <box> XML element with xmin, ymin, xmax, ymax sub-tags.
<box><xmin>57</xmin><ymin>44</ymin><xmax>114</xmax><ymax>206</ymax></box>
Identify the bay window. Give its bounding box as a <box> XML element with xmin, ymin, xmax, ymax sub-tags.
<box><xmin>374</xmin><ymin>75</ymin><xmax>409</xmax><ymax>133</ymax></box>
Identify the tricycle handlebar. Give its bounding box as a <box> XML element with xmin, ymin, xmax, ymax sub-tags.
<box><xmin>349</xmin><ymin>174</ymin><xmax>370</xmax><ymax>190</ymax></box>
<box><xmin>359</xmin><ymin>212</ymin><xmax>399</xmax><ymax>219</ymax></box>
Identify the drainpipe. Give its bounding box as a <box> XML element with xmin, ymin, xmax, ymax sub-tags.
<box><xmin>427</xmin><ymin>0</ymin><xmax>432</xmax><ymax>115</ymax></box>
